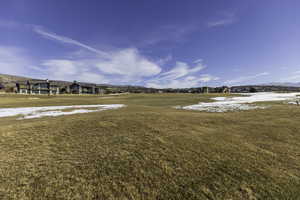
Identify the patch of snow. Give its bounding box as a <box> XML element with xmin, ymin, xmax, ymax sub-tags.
<box><xmin>178</xmin><ymin>92</ymin><xmax>300</xmax><ymax>112</ymax></box>
<box><xmin>109</xmin><ymin>93</ymin><xmax>129</xmax><ymax>96</ymax></box>
<box><xmin>179</xmin><ymin>103</ymin><xmax>266</xmax><ymax>113</ymax></box>
<box><xmin>287</xmin><ymin>102</ymin><xmax>297</xmax><ymax>105</ymax></box>
<box><xmin>0</xmin><ymin>104</ymin><xmax>125</xmax><ymax>119</ymax></box>
<box><xmin>287</xmin><ymin>99</ymin><xmax>300</xmax><ymax>105</ymax></box>
<box><xmin>98</xmin><ymin>96</ymin><xmax>114</xmax><ymax>99</ymax></box>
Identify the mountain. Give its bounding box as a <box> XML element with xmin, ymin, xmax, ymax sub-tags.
<box><xmin>264</xmin><ymin>82</ymin><xmax>300</xmax><ymax>87</ymax></box>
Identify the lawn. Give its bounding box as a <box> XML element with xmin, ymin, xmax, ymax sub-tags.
<box><xmin>0</xmin><ymin>93</ymin><xmax>299</xmax><ymax>200</ymax></box>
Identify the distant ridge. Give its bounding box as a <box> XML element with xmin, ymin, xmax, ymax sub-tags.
<box><xmin>1</xmin><ymin>73</ymin><xmax>300</xmax><ymax>92</ymax></box>
<box><xmin>263</xmin><ymin>82</ymin><xmax>300</xmax><ymax>87</ymax></box>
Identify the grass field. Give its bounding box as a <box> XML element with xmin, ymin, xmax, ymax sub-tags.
<box><xmin>0</xmin><ymin>93</ymin><xmax>300</xmax><ymax>200</ymax></box>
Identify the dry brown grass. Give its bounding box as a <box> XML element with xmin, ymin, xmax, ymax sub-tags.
<box><xmin>0</xmin><ymin>93</ymin><xmax>299</xmax><ymax>199</ymax></box>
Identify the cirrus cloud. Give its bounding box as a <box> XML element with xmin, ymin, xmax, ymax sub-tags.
<box><xmin>145</xmin><ymin>61</ymin><xmax>218</xmax><ymax>88</ymax></box>
<box><xmin>0</xmin><ymin>46</ymin><xmax>39</xmax><ymax>77</ymax></box>
<box><xmin>34</xmin><ymin>27</ymin><xmax>162</xmax><ymax>83</ymax></box>
<box><xmin>0</xmin><ymin>25</ymin><xmax>219</xmax><ymax>88</ymax></box>
<box><xmin>225</xmin><ymin>72</ymin><xmax>270</xmax><ymax>85</ymax></box>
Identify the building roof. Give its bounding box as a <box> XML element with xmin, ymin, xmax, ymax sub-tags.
<box><xmin>16</xmin><ymin>80</ymin><xmax>46</xmax><ymax>85</ymax></box>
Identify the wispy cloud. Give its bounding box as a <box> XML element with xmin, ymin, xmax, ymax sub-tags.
<box><xmin>1</xmin><ymin>24</ymin><xmax>219</xmax><ymax>88</ymax></box>
<box><xmin>208</xmin><ymin>19</ymin><xmax>235</xmax><ymax>28</ymax></box>
<box><xmin>33</xmin><ymin>26</ymin><xmax>110</xmax><ymax>58</ymax></box>
<box><xmin>145</xmin><ymin>61</ymin><xmax>218</xmax><ymax>88</ymax></box>
<box><xmin>142</xmin><ymin>12</ymin><xmax>237</xmax><ymax>46</ymax></box>
<box><xmin>280</xmin><ymin>70</ymin><xmax>300</xmax><ymax>82</ymax></box>
<box><xmin>157</xmin><ymin>54</ymin><xmax>173</xmax><ymax>65</ymax></box>
<box><xmin>146</xmin><ymin>74</ymin><xmax>218</xmax><ymax>89</ymax></box>
<box><xmin>158</xmin><ymin>61</ymin><xmax>206</xmax><ymax>80</ymax></box>
<box><xmin>0</xmin><ymin>46</ymin><xmax>36</xmax><ymax>77</ymax></box>
<box><xmin>32</xmin><ymin>26</ymin><xmax>162</xmax><ymax>83</ymax></box>
<box><xmin>40</xmin><ymin>48</ymin><xmax>162</xmax><ymax>84</ymax></box>
<box><xmin>139</xmin><ymin>23</ymin><xmax>201</xmax><ymax>46</ymax></box>
<box><xmin>194</xmin><ymin>59</ymin><xmax>203</xmax><ymax>63</ymax></box>
<box><xmin>199</xmin><ymin>74</ymin><xmax>219</xmax><ymax>82</ymax></box>
<box><xmin>225</xmin><ymin>72</ymin><xmax>270</xmax><ymax>85</ymax></box>
<box><xmin>207</xmin><ymin>12</ymin><xmax>237</xmax><ymax>28</ymax></box>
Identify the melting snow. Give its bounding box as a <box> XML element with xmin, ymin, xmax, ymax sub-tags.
<box><xmin>178</xmin><ymin>92</ymin><xmax>300</xmax><ymax>112</ymax></box>
<box><xmin>0</xmin><ymin>104</ymin><xmax>125</xmax><ymax>119</ymax></box>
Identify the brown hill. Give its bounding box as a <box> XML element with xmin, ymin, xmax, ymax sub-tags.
<box><xmin>0</xmin><ymin>74</ymin><xmax>31</xmax><ymax>83</ymax></box>
<box><xmin>0</xmin><ymin>74</ymin><xmax>34</xmax><ymax>90</ymax></box>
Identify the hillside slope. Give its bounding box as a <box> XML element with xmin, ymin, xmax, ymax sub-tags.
<box><xmin>0</xmin><ymin>74</ymin><xmax>31</xmax><ymax>83</ymax></box>
<box><xmin>0</xmin><ymin>74</ymin><xmax>33</xmax><ymax>89</ymax></box>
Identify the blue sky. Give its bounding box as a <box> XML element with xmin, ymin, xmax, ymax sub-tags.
<box><xmin>0</xmin><ymin>0</ymin><xmax>300</xmax><ymax>88</ymax></box>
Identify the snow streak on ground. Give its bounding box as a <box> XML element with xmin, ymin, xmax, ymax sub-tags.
<box><xmin>0</xmin><ymin>104</ymin><xmax>125</xmax><ymax>119</ymax></box>
<box><xmin>178</xmin><ymin>92</ymin><xmax>300</xmax><ymax>112</ymax></box>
